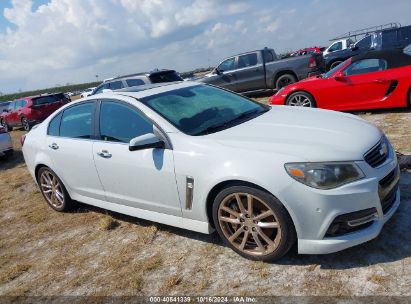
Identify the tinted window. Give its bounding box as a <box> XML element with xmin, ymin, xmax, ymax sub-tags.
<box><xmin>109</xmin><ymin>81</ymin><xmax>124</xmax><ymax>90</ymax></box>
<box><xmin>33</xmin><ymin>94</ymin><xmax>65</xmax><ymax>106</ymax></box>
<box><xmin>140</xmin><ymin>85</ymin><xmax>268</xmax><ymax>136</ymax></box>
<box><xmin>149</xmin><ymin>71</ymin><xmax>183</xmax><ymax>83</ymax></box>
<box><xmin>344</xmin><ymin>59</ymin><xmax>387</xmax><ymax>76</ymax></box>
<box><xmin>60</xmin><ymin>103</ymin><xmax>94</xmax><ymax>139</ymax></box>
<box><xmin>16</xmin><ymin>100</ymin><xmax>27</xmax><ymax>108</ymax></box>
<box><xmin>238</xmin><ymin>53</ymin><xmax>258</xmax><ymax>68</ymax></box>
<box><xmin>218</xmin><ymin>58</ymin><xmax>236</xmax><ymax>72</ymax></box>
<box><xmin>100</xmin><ymin>101</ymin><xmax>153</xmax><ymax>143</ymax></box>
<box><xmin>48</xmin><ymin>112</ymin><xmax>62</xmax><ymax>136</ymax></box>
<box><xmin>264</xmin><ymin>50</ymin><xmax>275</xmax><ymax>62</ymax></box>
<box><xmin>94</xmin><ymin>84</ymin><xmax>109</xmax><ymax>95</ymax></box>
<box><xmin>0</xmin><ymin>102</ymin><xmax>10</xmax><ymax>111</ymax></box>
<box><xmin>328</xmin><ymin>42</ymin><xmax>342</xmax><ymax>52</ymax></box>
<box><xmin>400</xmin><ymin>27</ymin><xmax>411</xmax><ymax>45</ymax></box>
<box><xmin>356</xmin><ymin>35</ymin><xmax>371</xmax><ymax>49</ymax></box>
<box><xmin>8</xmin><ymin>102</ymin><xmax>16</xmax><ymax>110</ymax></box>
<box><xmin>126</xmin><ymin>78</ymin><xmax>145</xmax><ymax>87</ymax></box>
<box><xmin>382</xmin><ymin>30</ymin><xmax>398</xmax><ymax>48</ymax></box>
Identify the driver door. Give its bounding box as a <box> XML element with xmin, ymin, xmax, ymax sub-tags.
<box><xmin>92</xmin><ymin>99</ymin><xmax>182</xmax><ymax>216</ymax></box>
<box><xmin>209</xmin><ymin>57</ymin><xmax>238</xmax><ymax>91</ymax></box>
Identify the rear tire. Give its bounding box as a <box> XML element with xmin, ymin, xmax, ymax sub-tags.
<box><xmin>275</xmin><ymin>74</ymin><xmax>297</xmax><ymax>90</ymax></box>
<box><xmin>286</xmin><ymin>91</ymin><xmax>316</xmax><ymax>108</ymax></box>
<box><xmin>1</xmin><ymin>119</ymin><xmax>11</xmax><ymax>132</ymax></box>
<box><xmin>212</xmin><ymin>185</ymin><xmax>296</xmax><ymax>261</ymax></box>
<box><xmin>37</xmin><ymin>167</ymin><xmax>75</xmax><ymax>212</ymax></box>
<box><xmin>21</xmin><ymin>117</ymin><xmax>30</xmax><ymax>131</ymax></box>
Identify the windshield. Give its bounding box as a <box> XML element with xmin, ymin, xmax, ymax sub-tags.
<box><xmin>322</xmin><ymin>59</ymin><xmax>349</xmax><ymax>78</ymax></box>
<box><xmin>140</xmin><ymin>85</ymin><xmax>269</xmax><ymax>136</ymax></box>
<box><xmin>149</xmin><ymin>71</ymin><xmax>183</xmax><ymax>83</ymax></box>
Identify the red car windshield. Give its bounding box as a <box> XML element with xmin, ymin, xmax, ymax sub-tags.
<box><xmin>322</xmin><ymin>59</ymin><xmax>350</xmax><ymax>78</ymax></box>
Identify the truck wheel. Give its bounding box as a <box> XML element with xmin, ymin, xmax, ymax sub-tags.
<box><xmin>329</xmin><ymin>61</ymin><xmax>343</xmax><ymax>70</ymax></box>
<box><xmin>286</xmin><ymin>91</ymin><xmax>316</xmax><ymax>108</ymax></box>
<box><xmin>276</xmin><ymin>74</ymin><xmax>297</xmax><ymax>90</ymax></box>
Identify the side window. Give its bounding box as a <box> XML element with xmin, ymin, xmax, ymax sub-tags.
<box><xmin>99</xmin><ymin>101</ymin><xmax>153</xmax><ymax>143</ymax></box>
<box><xmin>48</xmin><ymin>112</ymin><xmax>62</xmax><ymax>136</ymax></box>
<box><xmin>355</xmin><ymin>35</ymin><xmax>371</xmax><ymax>49</ymax></box>
<box><xmin>20</xmin><ymin>100</ymin><xmax>27</xmax><ymax>108</ymax></box>
<box><xmin>343</xmin><ymin>59</ymin><xmax>387</xmax><ymax>76</ymax></box>
<box><xmin>382</xmin><ymin>30</ymin><xmax>398</xmax><ymax>48</ymax></box>
<box><xmin>60</xmin><ymin>103</ymin><xmax>94</xmax><ymax>139</ymax></box>
<box><xmin>108</xmin><ymin>81</ymin><xmax>124</xmax><ymax>90</ymax></box>
<box><xmin>15</xmin><ymin>100</ymin><xmax>25</xmax><ymax>108</ymax></box>
<box><xmin>94</xmin><ymin>84</ymin><xmax>109</xmax><ymax>95</ymax></box>
<box><xmin>328</xmin><ymin>42</ymin><xmax>342</xmax><ymax>52</ymax></box>
<box><xmin>218</xmin><ymin>57</ymin><xmax>236</xmax><ymax>72</ymax></box>
<box><xmin>238</xmin><ymin>53</ymin><xmax>258</xmax><ymax>68</ymax></box>
<box><xmin>126</xmin><ymin>78</ymin><xmax>145</xmax><ymax>87</ymax></box>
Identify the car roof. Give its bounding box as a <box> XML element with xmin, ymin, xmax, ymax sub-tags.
<box><xmin>14</xmin><ymin>92</ymin><xmax>64</xmax><ymax>100</ymax></box>
<box><xmin>351</xmin><ymin>48</ymin><xmax>411</xmax><ymax>69</ymax></box>
<box><xmin>91</xmin><ymin>81</ymin><xmax>199</xmax><ymax>100</ymax></box>
<box><xmin>108</xmin><ymin>69</ymin><xmax>178</xmax><ymax>82</ymax></box>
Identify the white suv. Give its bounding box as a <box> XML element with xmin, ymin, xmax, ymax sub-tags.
<box><xmin>22</xmin><ymin>82</ymin><xmax>400</xmax><ymax>261</ymax></box>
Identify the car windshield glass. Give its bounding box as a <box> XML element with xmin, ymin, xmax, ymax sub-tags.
<box><xmin>139</xmin><ymin>85</ymin><xmax>269</xmax><ymax>136</ymax></box>
<box><xmin>322</xmin><ymin>59</ymin><xmax>349</xmax><ymax>78</ymax></box>
<box><xmin>33</xmin><ymin>94</ymin><xmax>65</xmax><ymax>105</ymax></box>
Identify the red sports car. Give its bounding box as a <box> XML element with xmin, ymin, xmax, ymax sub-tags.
<box><xmin>270</xmin><ymin>48</ymin><xmax>411</xmax><ymax>111</ymax></box>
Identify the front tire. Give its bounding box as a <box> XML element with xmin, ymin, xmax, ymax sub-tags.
<box><xmin>275</xmin><ymin>74</ymin><xmax>297</xmax><ymax>90</ymax></box>
<box><xmin>212</xmin><ymin>185</ymin><xmax>296</xmax><ymax>261</ymax></box>
<box><xmin>37</xmin><ymin>167</ymin><xmax>75</xmax><ymax>212</ymax></box>
<box><xmin>1</xmin><ymin>119</ymin><xmax>11</xmax><ymax>132</ymax></box>
<box><xmin>286</xmin><ymin>91</ymin><xmax>316</xmax><ymax>107</ymax></box>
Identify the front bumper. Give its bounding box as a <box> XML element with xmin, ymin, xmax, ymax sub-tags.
<box><xmin>279</xmin><ymin>154</ymin><xmax>400</xmax><ymax>255</ymax></box>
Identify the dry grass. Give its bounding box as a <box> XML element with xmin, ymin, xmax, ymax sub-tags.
<box><xmin>0</xmin><ymin>108</ymin><xmax>410</xmax><ymax>296</ymax></box>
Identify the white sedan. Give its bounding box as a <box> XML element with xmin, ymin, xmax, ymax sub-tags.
<box><xmin>22</xmin><ymin>82</ymin><xmax>400</xmax><ymax>261</ymax></box>
<box><xmin>80</xmin><ymin>87</ymin><xmax>96</xmax><ymax>98</ymax></box>
<box><xmin>0</xmin><ymin>126</ymin><xmax>13</xmax><ymax>158</ymax></box>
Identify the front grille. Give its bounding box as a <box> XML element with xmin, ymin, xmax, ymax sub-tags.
<box><xmin>379</xmin><ymin>166</ymin><xmax>398</xmax><ymax>188</ymax></box>
<box><xmin>364</xmin><ymin>138</ymin><xmax>389</xmax><ymax>168</ymax></box>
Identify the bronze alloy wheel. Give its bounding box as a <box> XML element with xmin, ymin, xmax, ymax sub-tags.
<box><xmin>217</xmin><ymin>192</ymin><xmax>282</xmax><ymax>256</ymax></box>
<box><xmin>39</xmin><ymin>170</ymin><xmax>65</xmax><ymax>209</ymax></box>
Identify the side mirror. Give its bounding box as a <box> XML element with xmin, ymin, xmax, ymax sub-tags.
<box><xmin>334</xmin><ymin>72</ymin><xmax>346</xmax><ymax>82</ymax></box>
<box><xmin>351</xmin><ymin>45</ymin><xmax>359</xmax><ymax>51</ymax></box>
<box><xmin>214</xmin><ymin>68</ymin><xmax>221</xmax><ymax>75</ymax></box>
<box><xmin>129</xmin><ymin>133</ymin><xmax>165</xmax><ymax>151</ymax></box>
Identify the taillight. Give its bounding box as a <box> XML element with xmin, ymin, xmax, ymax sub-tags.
<box><xmin>308</xmin><ymin>57</ymin><xmax>317</xmax><ymax>69</ymax></box>
<box><xmin>20</xmin><ymin>134</ymin><xmax>26</xmax><ymax>146</ymax></box>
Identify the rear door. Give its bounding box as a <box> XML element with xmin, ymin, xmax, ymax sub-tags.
<box><xmin>7</xmin><ymin>101</ymin><xmax>19</xmax><ymax>126</ymax></box>
<box><xmin>232</xmin><ymin>52</ymin><xmax>265</xmax><ymax>92</ymax></box>
<box><xmin>45</xmin><ymin>101</ymin><xmax>106</xmax><ymax>201</ymax></box>
<box><xmin>211</xmin><ymin>57</ymin><xmax>238</xmax><ymax>91</ymax></box>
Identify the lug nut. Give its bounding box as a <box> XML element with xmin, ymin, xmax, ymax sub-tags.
<box><xmin>252</xmin><ymin>227</ymin><xmax>256</xmax><ymax>231</ymax></box>
<box><xmin>253</xmin><ymin>220</ymin><xmax>258</xmax><ymax>224</ymax></box>
<box><xmin>244</xmin><ymin>227</ymin><xmax>248</xmax><ymax>231</ymax></box>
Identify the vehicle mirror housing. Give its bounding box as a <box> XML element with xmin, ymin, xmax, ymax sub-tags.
<box><xmin>351</xmin><ymin>45</ymin><xmax>359</xmax><ymax>51</ymax></box>
<box><xmin>129</xmin><ymin>133</ymin><xmax>165</xmax><ymax>151</ymax></box>
<box><xmin>214</xmin><ymin>68</ymin><xmax>221</xmax><ymax>75</ymax></box>
<box><xmin>334</xmin><ymin>72</ymin><xmax>346</xmax><ymax>81</ymax></box>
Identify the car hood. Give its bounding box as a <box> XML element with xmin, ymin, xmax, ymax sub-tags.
<box><xmin>207</xmin><ymin>106</ymin><xmax>382</xmax><ymax>162</ymax></box>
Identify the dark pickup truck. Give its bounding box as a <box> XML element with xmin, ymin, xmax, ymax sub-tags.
<box><xmin>198</xmin><ymin>48</ymin><xmax>324</xmax><ymax>94</ymax></box>
<box><xmin>324</xmin><ymin>25</ymin><xmax>411</xmax><ymax>70</ymax></box>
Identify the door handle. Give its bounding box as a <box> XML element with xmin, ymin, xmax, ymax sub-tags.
<box><xmin>97</xmin><ymin>150</ymin><xmax>112</xmax><ymax>158</ymax></box>
<box><xmin>227</xmin><ymin>73</ymin><xmax>234</xmax><ymax>77</ymax></box>
<box><xmin>48</xmin><ymin>143</ymin><xmax>59</xmax><ymax>150</ymax></box>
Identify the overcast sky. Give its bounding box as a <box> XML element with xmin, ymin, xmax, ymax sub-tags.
<box><xmin>0</xmin><ymin>0</ymin><xmax>410</xmax><ymax>94</ymax></box>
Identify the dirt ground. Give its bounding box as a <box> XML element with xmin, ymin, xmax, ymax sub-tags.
<box><xmin>0</xmin><ymin>103</ymin><xmax>410</xmax><ymax>296</ymax></box>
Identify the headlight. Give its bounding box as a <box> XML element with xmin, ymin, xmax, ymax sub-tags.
<box><xmin>284</xmin><ymin>162</ymin><xmax>365</xmax><ymax>190</ymax></box>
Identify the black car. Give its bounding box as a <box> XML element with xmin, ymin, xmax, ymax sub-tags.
<box><xmin>325</xmin><ymin>24</ymin><xmax>411</xmax><ymax>70</ymax></box>
<box><xmin>91</xmin><ymin>69</ymin><xmax>183</xmax><ymax>95</ymax></box>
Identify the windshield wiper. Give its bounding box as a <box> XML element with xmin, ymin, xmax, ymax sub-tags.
<box><xmin>195</xmin><ymin>109</ymin><xmax>265</xmax><ymax>136</ymax></box>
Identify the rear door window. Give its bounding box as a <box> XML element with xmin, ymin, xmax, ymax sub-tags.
<box><xmin>126</xmin><ymin>78</ymin><xmax>145</xmax><ymax>87</ymax></box>
<box><xmin>355</xmin><ymin>35</ymin><xmax>371</xmax><ymax>49</ymax></box>
<box><xmin>60</xmin><ymin>103</ymin><xmax>94</xmax><ymax>139</ymax></box>
<box><xmin>238</xmin><ymin>53</ymin><xmax>258</xmax><ymax>68</ymax></box>
<box><xmin>48</xmin><ymin>112</ymin><xmax>62</xmax><ymax>136</ymax></box>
